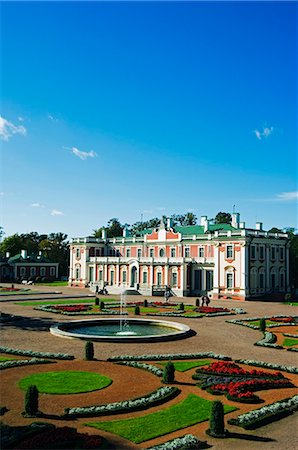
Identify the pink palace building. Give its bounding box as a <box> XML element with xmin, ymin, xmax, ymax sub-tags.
<box><xmin>68</xmin><ymin>213</ymin><xmax>290</xmax><ymax>300</ymax></box>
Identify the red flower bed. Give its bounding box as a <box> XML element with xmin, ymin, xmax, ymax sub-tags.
<box><xmin>270</xmin><ymin>317</ymin><xmax>294</xmax><ymax>323</ymax></box>
<box><xmin>53</xmin><ymin>304</ymin><xmax>91</xmax><ymax>313</ymax></box>
<box><xmin>198</xmin><ymin>306</ymin><xmax>230</xmax><ymax>314</ymax></box>
<box><xmin>211</xmin><ymin>378</ymin><xmax>292</xmax><ymax>400</ymax></box>
<box><xmin>197</xmin><ymin>361</ymin><xmax>284</xmax><ymax>378</ymax></box>
<box><xmin>0</xmin><ymin>287</ymin><xmax>21</xmax><ymax>292</ymax></box>
<box><xmin>15</xmin><ymin>426</ymin><xmax>103</xmax><ymax>449</ymax></box>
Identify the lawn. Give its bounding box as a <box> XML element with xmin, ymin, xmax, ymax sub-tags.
<box><xmin>282</xmin><ymin>338</ymin><xmax>298</xmax><ymax>347</ymax></box>
<box><xmin>17</xmin><ymin>298</ymin><xmax>98</xmax><ymax>306</ymax></box>
<box><xmin>86</xmin><ymin>394</ymin><xmax>237</xmax><ymax>443</ymax></box>
<box><xmin>0</xmin><ymin>356</ymin><xmax>17</xmax><ymax>362</ymax></box>
<box><xmin>284</xmin><ymin>302</ymin><xmax>298</xmax><ymax>306</ymax></box>
<box><xmin>249</xmin><ymin>319</ymin><xmax>287</xmax><ymax>327</ymax></box>
<box><xmin>35</xmin><ymin>281</ymin><xmax>68</xmax><ymax>286</ymax></box>
<box><xmin>18</xmin><ymin>371</ymin><xmax>112</xmax><ymax>394</ymax></box>
<box><xmin>158</xmin><ymin>360</ymin><xmax>211</xmax><ymax>372</ymax></box>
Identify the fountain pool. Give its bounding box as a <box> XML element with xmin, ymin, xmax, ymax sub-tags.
<box><xmin>50</xmin><ymin>318</ymin><xmax>192</xmax><ymax>342</ymax></box>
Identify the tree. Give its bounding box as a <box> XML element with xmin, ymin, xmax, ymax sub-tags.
<box><xmin>268</xmin><ymin>227</ymin><xmax>283</xmax><ymax>233</ymax></box>
<box><xmin>0</xmin><ymin>233</ymin><xmax>23</xmax><ymax>256</ymax></box>
<box><xmin>208</xmin><ymin>400</ymin><xmax>225</xmax><ymax>437</ymax></box>
<box><xmin>39</xmin><ymin>233</ymin><xmax>69</xmax><ymax>276</ymax></box>
<box><xmin>286</xmin><ymin>228</ymin><xmax>298</xmax><ymax>289</ymax></box>
<box><xmin>214</xmin><ymin>212</ymin><xmax>232</xmax><ymax>224</ymax></box>
<box><xmin>85</xmin><ymin>341</ymin><xmax>94</xmax><ymax>360</ymax></box>
<box><xmin>162</xmin><ymin>360</ymin><xmax>175</xmax><ymax>383</ymax></box>
<box><xmin>107</xmin><ymin>218</ymin><xmax>123</xmax><ymax>238</ymax></box>
<box><xmin>184</xmin><ymin>212</ymin><xmax>197</xmax><ymax>226</ymax></box>
<box><xmin>24</xmin><ymin>385</ymin><xmax>39</xmax><ymax>416</ymax></box>
<box><xmin>259</xmin><ymin>318</ymin><xmax>266</xmax><ymax>332</ymax></box>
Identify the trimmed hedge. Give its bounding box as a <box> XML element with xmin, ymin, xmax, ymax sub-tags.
<box><xmin>0</xmin><ymin>346</ymin><xmax>74</xmax><ymax>360</ymax></box>
<box><xmin>108</xmin><ymin>352</ymin><xmax>232</xmax><ymax>362</ymax></box>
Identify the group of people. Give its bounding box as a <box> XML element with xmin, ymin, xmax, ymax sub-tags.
<box><xmin>95</xmin><ymin>285</ymin><xmax>109</xmax><ymax>295</ymax></box>
<box><xmin>197</xmin><ymin>295</ymin><xmax>211</xmax><ymax>307</ymax></box>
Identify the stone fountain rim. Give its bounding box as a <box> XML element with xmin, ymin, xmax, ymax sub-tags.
<box><xmin>50</xmin><ymin>317</ymin><xmax>192</xmax><ymax>342</ymax></box>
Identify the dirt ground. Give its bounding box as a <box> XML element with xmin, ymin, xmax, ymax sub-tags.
<box><xmin>0</xmin><ymin>284</ymin><xmax>297</xmax><ymax>449</ymax></box>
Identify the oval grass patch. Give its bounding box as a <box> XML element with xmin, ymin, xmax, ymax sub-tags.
<box><xmin>18</xmin><ymin>370</ymin><xmax>112</xmax><ymax>394</ymax></box>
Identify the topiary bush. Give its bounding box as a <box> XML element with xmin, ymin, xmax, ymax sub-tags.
<box><xmin>162</xmin><ymin>361</ymin><xmax>175</xmax><ymax>384</ymax></box>
<box><xmin>259</xmin><ymin>318</ymin><xmax>266</xmax><ymax>332</ymax></box>
<box><xmin>195</xmin><ymin>298</ymin><xmax>200</xmax><ymax>307</ymax></box>
<box><xmin>134</xmin><ymin>306</ymin><xmax>140</xmax><ymax>315</ymax></box>
<box><xmin>85</xmin><ymin>341</ymin><xmax>94</xmax><ymax>361</ymax></box>
<box><xmin>143</xmin><ymin>299</ymin><xmax>148</xmax><ymax>307</ymax></box>
<box><xmin>24</xmin><ymin>385</ymin><xmax>39</xmax><ymax>417</ymax></box>
<box><xmin>95</xmin><ymin>297</ymin><xmax>100</xmax><ymax>306</ymax></box>
<box><xmin>208</xmin><ymin>400</ymin><xmax>225</xmax><ymax>437</ymax></box>
<box><xmin>178</xmin><ymin>302</ymin><xmax>185</xmax><ymax>311</ymax></box>
<box><xmin>100</xmin><ymin>301</ymin><xmax>105</xmax><ymax>310</ymax></box>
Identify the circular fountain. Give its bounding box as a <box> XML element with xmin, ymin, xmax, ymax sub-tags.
<box><xmin>50</xmin><ymin>291</ymin><xmax>192</xmax><ymax>342</ymax></box>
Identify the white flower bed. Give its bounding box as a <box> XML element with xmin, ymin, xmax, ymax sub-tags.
<box><xmin>148</xmin><ymin>434</ymin><xmax>201</xmax><ymax>450</ymax></box>
<box><xmin>227</xmin><ymin>316</ymin><xmax>297</xmax><ymax>330</ymax></box>
<box><xmin>255</xmin><ymin>331</ymin><xmax>283</xmax><ymax>349</ymax></box>
<box><xmin>0</xmin><ymin>358</ymin><xmax>52</xmax><ymax>370</ymax></box>
<box><xmin>65</xmin><ymin>386</ymin><xmax>177</xmax><ymax>417</ymax></box>
<box><xmin>234</xmin><ymin>358</ymin><xmax>298</xmax><ymax>374</ymax></box>
<box><xmin>229</xmin><ymin>395</ymin><xmax>298</xmax><ymax>427</ymax></box>
<box><xmin>0</xmin><ymin>346</ymin><xmax>74</xmax><ymax>360</ymax></box>
<box><xmin>283</xmin><ymin>333</ymin><xmax>298</xmax><ymax>338</ymax></box>
<box><xmin>108</xmin><ymin>352</ymin><xmax>231</xmax><ymax>362</ymax></box>
<box><xmin>287</xmin><ymin>347</ymin><xmax>298</xmax><ymax>352</ymax></box>
<box><xmin>116</xmin><ymin>361</ymin><xmax>163</xmax><ymax>376</ymax></box>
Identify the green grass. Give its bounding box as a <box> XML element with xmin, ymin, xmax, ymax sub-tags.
<box><xmin>249</xmin><ymin>320</ymin><xmax>286</xmax><ymax>327</ymax></box>
<box><xmin>86</xmin><ymin>394</ymin><xmax>236</xmax><ymax>443</ymax></box>
<box><xmin>158</xmin><ymin>360</ymin><xmax>211</xmax><ymax>372</ymax></box>
<box><xmin>284</xmin><ymin>302</ymin><xmax>298</xmax><ymax>306</ymax></box>
<box><xmin>18</xmin><ymin>371</ymin><xmax>112</xmax><ymax>394</ymax></box>
<box><xmin>283</xmin><ymin>338</ymin><xmax>298</xmax><ymax>347</ymax></box>
<box><xmin>35</xmin><ymin>281</ymin><xmax>68</xmax><ymax>286</ymax></box>
<box><xmin>17</xmin><ymin>297</ymin><xmax>117</xmax><ymax>306</ymax></box>
<box><xmin>0</xmin><ymin>356</ymin><xmax>17</xmax><ymax>362</ymax></box>
<box><xmin>127</xmin><ymin>307</ymin><xmax>160</xmax><ymax>314</ymax></box>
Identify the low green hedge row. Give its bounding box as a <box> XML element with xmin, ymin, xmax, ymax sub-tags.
<box><xmin>0</xmin><ymin>346</ymin><xmax>74</xmax><ymax>360</ymax></box>
<box><xmin>0</xmin><ymin>358</ymin><xmax>53</xmax><ymax>370</ymax></box>
<box><xmin>108</xmin><ymin>352</ymin><xmax>232</xmax><ymax>362</ymax></box>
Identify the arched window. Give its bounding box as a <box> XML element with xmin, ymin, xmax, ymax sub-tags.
<box><xmin>250</xmin><ymin>267</ymin><xmax>258</xmax><ymax>289</ymax></box>
<box><xmin>75</xmin><ymin>265</ymin><xmax>81</xmax><ymax>280</ymax></box>
<box><xmin>159</xmin><ymin>248</ymin><xmax>165</xmax><ymax>257</ymax></box>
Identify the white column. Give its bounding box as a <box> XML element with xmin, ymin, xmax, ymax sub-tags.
<box><xmin>213</xmin><ymin>244</ymin><xmax>220</xmax><ymax>295</ymax></box>
<box><xmin>240</xmin><ymin>242</ymin><xmax>249</xmax><ymax>297</ymax></box>
<box><xmin>165</xmin><ymin>264</ymin><xmax>169</xmax><ymax>287</ymax></box>
<box><xmin>180</xmin><ymin>264</ymin><xmax>184</xmax><ymax>294</ymax></box>
<box><xmin>69</xmin><ymin>247</ymin><xmax>73</xmax><ymax>282</ymax></box>
<box><xmin>104</xmin><ymin>264</ymin><xmax>108</xmax><ymax>284</ymax></box>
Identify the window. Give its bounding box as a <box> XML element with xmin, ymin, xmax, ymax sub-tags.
<box><xmin>76</xmin><ymin>248</ymin><xmax>80</xmax><ymax>258</ymax></box>
<box><xmin>199</xmin><ymin>247</ymin><xmax>204</xmax><ymax>258</ymax></box>
<box><xmin>50</xmin><ymin>267</ymin><xmax>55</xmax><ymax>277</ymax></box>
<box><xmin>30</xmin><ymin>267</ymin><xmax>36</xmax><ymax>276</ymax></box>
<box><xmin>99</xmin><ymin>270</ymin><xmax>103</xmax><ymax>281</ymax></box>
<box><xmin>185</xmin><ymin>247</ymin><xmax>190</xmax><ymax>257</ymax></box>
<box><xmin>126</xmin><ymin>248</ymin><xmax>131</xmax><ymax>258</ymax></box>
<box><xmin>206</xmin><ymin>270</ymin><xmax>213</xmax><ymax>291</ymax></box>
<box><xmin>20</xmin><ymin>267</ymin><xmax>26</xmax><ymax>276</ymax></box>
<box><xmin>280</xmin><ymin>247</ymin><xmax>284</xmax><ymax>260</ymax></box>
<box><xmin>259</xmin><ymin>245</ymin><xmax>264</xmax><ymax>260</ymax></box>
<box><xmin>159</xmin><ymin>248</ymin><xmax>165</xmax><ymax>257</ymax></box>
<box><xmin>251</xmin><ymin>246</ymin><xmax>256</xmax><ymax>260</ymax></box>
<box><xmin>157</xmin><ymin>272</ymin><xmax>162</xmax><ymax>286</ymax></box>
<box><xmin>226</xmin><ymin>273</ymin><xmax>233</xmax><ymax>288</ymax></box>
<box><xmin>172</xmin><ymin>272</ymin><xmax>177</xmax><ymax>287</ymax></box>
<box><xmin>226</xmin><ymin>245</ymin><xmax>233</xmax><ymax>259</ymax></box>
<box><xmin>40</xmin><ymin>267</ymin><xmax>46</xmax><ymax>277</ymax></box>
<box><xmin>171</xmin><ymin>248</ymin><xmax>176</xmax><ymax>258</ymax></box>
<box><xmin>122</xmin><ymin>271</ymin><xmax>127</xmax><ymax>283</ymax></box>
<box><xmin>280</xmin><ymin>272</ymin><xmax>284</xmax><ymax>289</ymax></box>
<box><xmin>149</xmin><ymin>248</ymin><xmax>154</xmax><ymax>258</ymax></box>
<box><xmin>75</xmin><ymin>266</ymin><xmax>80</xmax><ymax>279</ymax></box>
<box><xmin>143</xmin><ymin>271</ymin><xmax>148</xmax><ymax>284</ymax></box>
<box><xmin>271</xmin><ymin>247</ymin><xmax>276</xmax><ymax>260</ymax></box>
<box><xmin>259</xmin><ymin>272</ymin><xmax>265</xmax><ymax>289</ymax></box>
<box><xmin>110</xmin><ymin>270</ymin><xmax>114</xmax><ymax>285</ymax></box>
<box><xmin>137</xmin><ymin>248</ymin><xmax>142</xmax><ymax>258</ymax></box>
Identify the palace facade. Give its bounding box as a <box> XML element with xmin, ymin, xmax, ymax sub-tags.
<box><xmin>69</xmin><ymin>214</ymin><xmax>290</xmax><ymax>300</ymax></box>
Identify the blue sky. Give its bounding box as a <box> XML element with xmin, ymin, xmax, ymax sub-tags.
<box><xmin>1</xmin><ymin>1</ymin><xmax>297</xmax><ymax>238</ymax></box>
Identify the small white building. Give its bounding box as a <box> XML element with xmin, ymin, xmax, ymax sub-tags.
<box><xmin>68</xmin><ymin>214</ymin><xmax>290</xmax><ymax>300</ymax></box>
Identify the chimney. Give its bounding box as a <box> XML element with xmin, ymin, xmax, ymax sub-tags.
<box><xmin>21</xmin><ymin>249</ymin><xmax>27</xmax><ymax>259</ymax></box>
<box><xmin>204</xmin><ymin>220</ymin><xmax>210</xmax><ymax>233</ymax></box>
<box><xmin>101</xmin><ymin>229</ymin><xmax>107</xmax><ymax>239</ymax></box>
<box><xmin>232</xmin><ymin>213</ymin><xmax>240</xmax><ymax>228</ymax></box>
<box><xmin>256</xmin><ymin>222</ymin><xmax>263</xmax><ymax>231</ymax></box>
<box><xmin>167</xmin><ymin>217</ymin><xmax>173</xmax><ymax>229</ymax></box>
<box><xmin>239</xmin><ymin>222</ymin><xmax>246</xmax><ymax>229</ymax></box>
<box><xmin>123</xmin><ymin>227</ymin><xmax>128</xmax><ymax>238</ymax></box>
<box><xmin>200</xmin><ymin>216</ymin><xmax>207</xmax><ymax>227</ymax></box>
<box><xmin>5</xmin><ymin>252</ymin><xmax>10</xmax><ymax>258</ymax></box>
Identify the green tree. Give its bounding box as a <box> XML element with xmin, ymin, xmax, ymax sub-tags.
<box><xmin>162</xmin><ymin>361</ymin><xmax>175</xmax><ymax>383</ymax></box>
<box><xmin>107</xmin><ymin>218</ymin><xmax>123</xmax><ymax>238</ymax></box>
<box><xmin>214</xmin><ymin>212</ymin><xmax>232</xmax><ymax>224</ymax></box>
<box><xmin>85</xmin><ymin>341</ymin><xmax>94</xmax><ymax>360</ymax></box>
<box><xmin>208</xmin><ymin>400</ymin><xmax>225</xmax><ymax>436</ymax></box>
<box><xmin>39</xmin><ymin>233</ymin><xmax>69</xmax><ymax>276</ymax></box>
<box><xmin>184</xmin><ymin>212</ymin><xmax>197</xmax><ymax>226</ymax></box>
<box><xmin>24</xmin><ymin>385</ymin><xmax>39</xmax><ymax>416</ymax></box>
<box><xmin>0</xmin><ymin>233</ymin><xmax>23</xmax><ymax>256</ymax></box>
<box><xmin>259</xmin><ymin>318</ymin><xmax>266</xmax><ymax>332</ymax></box>
<box><xmin>286</xmin><ymin>228</ymin><xmax>298</xmax><ymax>289</ymax></box>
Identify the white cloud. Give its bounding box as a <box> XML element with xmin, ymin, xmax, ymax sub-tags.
<box><xmin>18</xmin><ymin>117</ymin><xmax>24</xmax><ymax>122</ymax></box>
<box><xmin>276</xmin><ymin>191</ymin><xmax>298</xmax><ymax>201</ymax></box>
<box><xmin>51</xmin><ymin>209</ymin><xmax>64</xmax><ymax>216</ymax></box>
<box><xmin>0</xmin><ymin>116</ymin><xmax>27</xmax><ymax>141</ymax></box>
<box><xmin>253</xmin><ymin>126</ymin><xmax>274</xmax><ymax>140</ymax></box>
<box><xmin>71</xmin><ymin>147</ymin><xmax>98</xmax><ymax>160</ymax></box>
<box><xmin>48</xmin><ymin>114</ymin><xmax>59</xmax><ymax>122</ymax></box>
<box><xmin>30</xmin><ymin>202</ymin><xmax>45</xmax><ymax>208</ymax></box>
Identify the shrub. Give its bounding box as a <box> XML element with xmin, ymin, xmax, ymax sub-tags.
<box><xmin>24</xmin><ymin>385</ymin><xmax>39</xmax><ymax>416</ymax></box>
<box><xmin>85</xmin><ymin>341</ymin><xmax>94</xmax><ymax>361</ymax></box>
<box><xmin>178</xmin><ymin>302</ymin><xmax>185</xmax><ymax>311</ymax></box>
<box><xmin>95</xmin><ymin>297</ymin><xmax>100</xmax><ymax>306</ymax></box>
<box><xmin>135</xmin><ymin>306</ymin><xmax>140</xmax><ymax>315</ymax></box>
<box><xmin>99</xmin><ymin>301</ymin><xmax>105</xmax><ymax>310</ymax></box>
<box><xmin>195</xmin><ymin>298</ymin><xmax>200</xmax><ymax>307</ymax></box>
<box><xmin>208</xmin><ymin>400</ymin><xmax>225</xmax><ymax>436</ymax></box>
<box><xmin>163</xmin><ymin>361</ymin><xmax>175</xmax><ymax>383</ymax></box>
<box><xmin>143</xmin><ymin>299</ymin><xmax>148</xmax><ymax>307</ymax></box>
<box><xmin>259</xmin><ymin>318</ymin><xmax>266</xmax><ymax>332</ymax></box>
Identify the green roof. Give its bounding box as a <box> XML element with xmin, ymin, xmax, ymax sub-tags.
<box><xmin>8</xmin><ymin>253</ymin><xmax>52</xmax><ymax>264</ymax></box>
<box><xmin>176</xmin><ymin>224</ymin><xmax>236</xmax><ymax>235</ymax></box>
